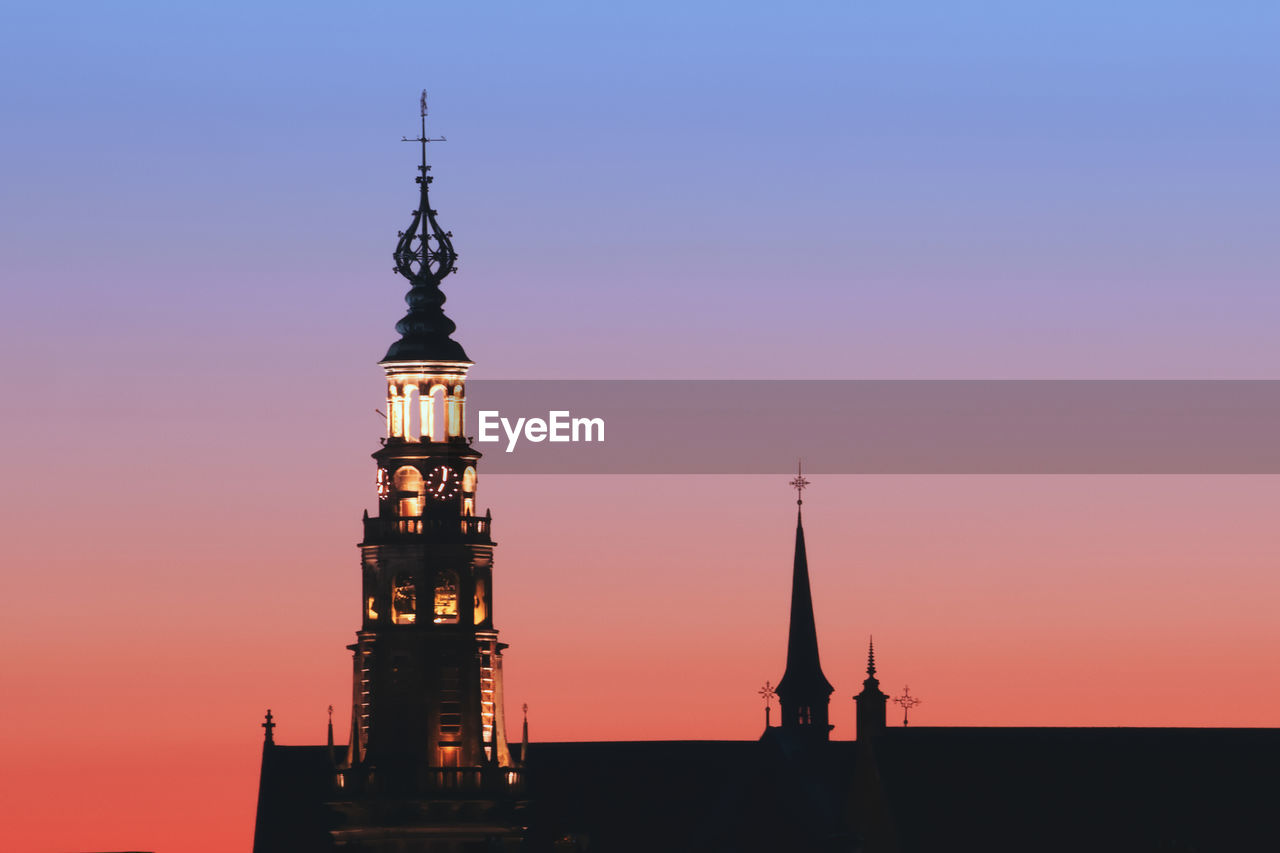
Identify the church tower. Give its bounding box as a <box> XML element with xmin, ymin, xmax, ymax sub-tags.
<box><xmin>774</xmin><ymin>470</ymin><xmax>834</xmax><ymax>742</ymax></box>
<box><xmin>331</xmin><ymin>93</ymin><xmax>523</xmax><ymax>849</ymax></box>
<box><xmin>854</xmin><ymin>638</ymin><xmax>888</xmax><ymax>740</ymax></box>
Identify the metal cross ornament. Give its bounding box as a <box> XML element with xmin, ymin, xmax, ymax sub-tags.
<box><xmin>758</xmin><ymin>681</ymin><xmax>777</xmax><ymax>709</ymax></box>
<box><xmin>789</xmin><ymin>461</ymin><xmax>810</xmax><ymax>506</ymax></box>
<box><xmin>893</xmin><ymin>686</ymin><xmax>922</xmax><ymax>726</ymax></box>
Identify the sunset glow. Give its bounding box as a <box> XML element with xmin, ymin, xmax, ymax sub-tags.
<box><xmin>3</xmin><ymin>2</ymin><xmax>1280</xmax><ymax>851</ymax></box>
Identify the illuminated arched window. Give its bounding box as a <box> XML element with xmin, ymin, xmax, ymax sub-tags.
<box><xmin>461</xmin><ymin>466</ymin><xmax>477</xmax><ymax>516</ymax></box>
<box><xmin>392</xmin><ymin>575</ymin><xmax>417</xmax><ymax>624</ymax></box>
<box><xmin>426</xmin><ymin>385</ymin><xmax>446</xmax><ymax>443</ymax></box>
<box><xmin>433</xmin><ymin>571</ymin><xmax>459</xmax><ymax>623</ymax></box>
<box><xmin>473</xmin><ymin>576</ymin><xmax>487</xmax><ymax>625</ymax></box>
<box><xmin>394</xmin><ymin>466</ymin><xmax>423</xmax><ymax>517</ymax></box>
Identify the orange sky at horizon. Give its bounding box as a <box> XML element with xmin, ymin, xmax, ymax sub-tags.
<box><xmin>4</xmin><ymin>466</ymin><xmax>1279</xmax><ymax>852</ymax></box>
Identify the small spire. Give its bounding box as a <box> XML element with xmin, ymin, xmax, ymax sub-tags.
<box><xmin>327</xmin><ymin>705</ymin><xmax>334</xmax><ymax>748</ymax></box>
<box><xmin>867</xmin><ymin>636</ymin><xmax>877</xmax><ymax>677</ymax></box>
<box><xmin>262</xmin><ymin>709</ymin><xmax>276</xmax><ymax>745</ymax></box>
<box><xmin>521</xmin><ymin>703</ymin><xmax>529</xmax><ymax>765</ymax></box>
<box><xmin>385</xmin><ymin>89</ymin><xmax>468</xmax><ymax>363</ymax></box>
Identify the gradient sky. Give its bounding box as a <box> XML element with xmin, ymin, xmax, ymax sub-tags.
<box><xmin>3</xmin><ymin>2</ymin><xmax>1280</xmax><ymax>851</ymax></box>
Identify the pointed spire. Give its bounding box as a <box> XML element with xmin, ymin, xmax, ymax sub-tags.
<box><xmin>775</xmin><ymin>466</ymin><xmax>834</xmax><ymax>739</ymax></box>
<box><xmin>776</xmin><ymin>505</ymin><xmax>835</xmax><ymax>701</ymax></box>
<box><xmin>384</xmin><ymin>89</ymin><xmax>469</xmax><ymax>363</ymax></box>
<box><xmin>520</xmin><ymin>703</ymin><xmax>529</xmax><ymax>766</ymax></box>
<box><xmin>327</xmin><ymin>704</ymin><xmax>337</xmax><ymax>766</ymax></box>
<box><xmin>855</xmin><ymin>636</ymin><xmax>889</xmax><ymax>740</ymax></box>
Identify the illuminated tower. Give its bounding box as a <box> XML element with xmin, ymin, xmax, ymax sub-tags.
<box><xmin>333</xmin><ymin>93</ymin><xmax>522</xmax><ymax>848</ymax></box>
<box><xmin>774</xmin><ymin>472</ymin><xmax>834</xmax><ymax>742</ymax></box>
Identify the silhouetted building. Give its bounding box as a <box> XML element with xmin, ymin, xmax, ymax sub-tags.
<box><xmin>853</xmin><ymin>640</ymin><xmax>888</xmax><ymax>741</ymax></box>
<box><xmin>775</xmin><ymin>506</ymin><xmax>835</xmax><ymax>744</ymax></box>
<box><xmin>253</xmin><ymin>101</ymin><xmax>1280</xmax><ymax>852</ymax></box>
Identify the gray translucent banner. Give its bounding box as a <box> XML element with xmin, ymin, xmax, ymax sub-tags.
<box><xmin>459</xmin><ymin>381</ymin><xmax>1280</xmax><ymax>474</ymax></box>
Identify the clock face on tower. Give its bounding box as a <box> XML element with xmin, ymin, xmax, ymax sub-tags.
<box><xmin>424</xmin><ymin>463</ymin><xmax>460</xmax><ymax>501</ymax></box>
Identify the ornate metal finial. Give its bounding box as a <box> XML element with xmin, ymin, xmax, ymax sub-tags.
<box><xmin>893</xmin><ymin>686</ymin><xmax>921</xmax><ymax>726</ymax></box>
<box><xmin>867</xmin><ymin>636</ymin><xmax>877</xmax><ymax>677</ymax></box>
<box><xmin>789</xmin><ymin>461</ymin><xmax>810</xmax><ymax>506</ymax></box>
<box><xmin>384</xmin><ymin>90</ymin><xmax>467</xmax><ymax>363</ymax></box>
<box><xmin>262</xmin><ymin>709</ymin><xmax>276</xmax><ymax>745</ymax></box>
<box><xmin>523</xmin><ymin>702</ymin><xmax>529</xmax><ymax>721</ymax></box>
<box><xmin>759</xmin><ymin>680</ymin><xmax>777</xmax><ymax>728</ymax></box>
<box><xmin>395</xmin><ymin>90</ymin><xmax>454</xmax><ymax>284</ymax></box>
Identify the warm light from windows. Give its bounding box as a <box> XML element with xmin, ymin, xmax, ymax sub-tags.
<box><xmin>392</xmin><ymin>576</ymin><xmax>416</xmax><ymax>624</ymax></box>
<box><xmin>366</xmin><ymin>596</ymin><xmax>378</xmax><ymax>620</ymax></box>
<box><xmin>394</xmin><ymin>466</ymin><xmax>423</xmax><ymax>517</ymax></box>
<box><xmin>433</xmin><ymin>571</ymin><xmax>459</xmax><ymax>623</ymax></box>
<box><xmin>473</xmin><ymin>578</ymin><xmax>487</xmax><ymax>624</ymax></box>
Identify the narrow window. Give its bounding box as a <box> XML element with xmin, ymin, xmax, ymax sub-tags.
<box><xmin>394</xmin><ymin>466</ymin><xmax>423</xmax><ymax>517</ymax></box>
<box><xmin>433</xmin><ymin>571</ymin><xmax>459</xmax><ymax>623</ymax></box>
<box><xmin>392</xmin><ymin>576</ymin><xmax>416</xmax><ymax>624</ymax></box>
<box><xmin>473</xmin><ymin>577</ymin><xmax>488</xmax><ymax>625</ymax></box>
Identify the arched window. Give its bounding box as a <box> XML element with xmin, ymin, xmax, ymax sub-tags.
<box><xmin>473</xmin><ymin>576</ymin><xmax>488</xmax><ymax>625</ymax></box>
<box><xmin>433</xmin><ymin>571</ymin><xmax>459</xmax><ymax>623</ymax></box>
<box><xmin>402</xmin><ymin>383</ymin><xmax>420</xmax><ymax>441</ymax></box>
<box><xmin>392</xmin><ymin>575</ymin><xmax>416</xmax><ymax>624</ymax></box>
<box><xmin>394</xmin><ymin>466</ymin><xmax>423</xmax><ymax>517</ymax></box>
<box><xmin>425</xmin><ymin>385</ymin><xmax>447</xmax><ymax>442</ymax></box>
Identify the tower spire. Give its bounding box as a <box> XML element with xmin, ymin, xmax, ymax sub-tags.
<box><xmin>775</xmin><ymin>465</ymin><xmax>834</xmax><ymax>741</ymax></box>
<box><xmin>385</xmin><ymin>89</ymin><xmax>468</xmax><ymax>363</ymax></box>
<box><xmin>855</xmin><ymin>635</ymin><xmax>889</xmax><ymax>740</ymax></box>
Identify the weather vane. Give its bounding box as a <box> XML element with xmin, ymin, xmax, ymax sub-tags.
<box><xmin>789</xmin><ymin>460</ymin><xmax>810</xmax><ymax>506</ymax></box>
<box><xmin>758</xmin><ymin>681</ymin><xmax>777</xmax><ymax>727</ymax></box>
<box><xmin>893</xmin><ymin>686</ymin><xmax>922</xmax><ymax>726</ymax></box>
<box><xmin>402</xmin><ymin>89</ymin><xmax>447</xmax><ymax>171</ymax></box>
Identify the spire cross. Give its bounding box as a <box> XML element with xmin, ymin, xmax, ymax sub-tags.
<box><xmin>402</xmin><ymin>89</ymin><xmax>447</xmax><ymax>174</ymax></box>
<box><xmin>789</xmin><ymin>461</ymin><xmax>810</xmax><ymax>506</ymax></box>
<box><xmin>893</xmin><ymin>686</ymin><xmax>922</xmax><ymax>726</ymax></box>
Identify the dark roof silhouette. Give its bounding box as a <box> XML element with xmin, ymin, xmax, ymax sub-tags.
<box><xmin>254</xmin><ymin>727</ymin><xmax>1280</xmax><ymax>852</ymax></box>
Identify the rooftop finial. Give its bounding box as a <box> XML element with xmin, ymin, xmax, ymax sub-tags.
<box><xmin>867</xmin><ymin>636</ymin><xmax>877</xmax><ymax>677</ymax></box>
<box><xmin>521</xmin><ymin>703</ymin><xmax>529</xmax><ymax>766</ymax></box>
<box><xmin>893</xmin><ymin>686</ymin><xmax>922</xmax><ymax>726</ymax></box>
<box><xmin>262</xmin><ymin>709</ymin><xmax>276</xmax><ymax>745</ymax></box>
<box><xmin>789</xmin><ymin>460</ymin><xmax>810</xmax><ymax>507</ymax></box>
<box><xmin>758</xmin><ymin>680</ymin><xmax>777</xmax><ymax>729</ymax></box>
<box><xmin>384</xmin><ymin>89</ymin><xmax>468</xmax><ymax>363</ymax></box>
